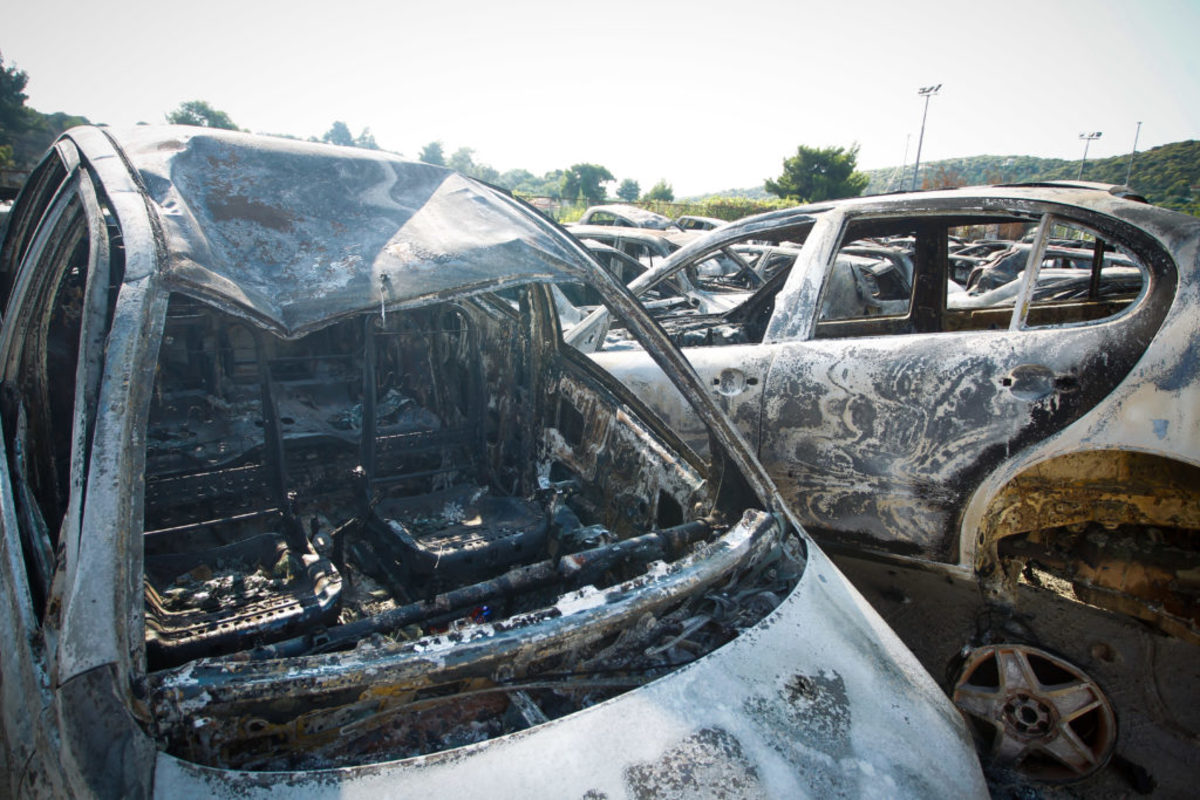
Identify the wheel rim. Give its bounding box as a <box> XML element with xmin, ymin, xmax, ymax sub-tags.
<box><xmin>952</xmin><ymin>644</ymin><xmax>1116</xmax><ymax>781</ymax></box>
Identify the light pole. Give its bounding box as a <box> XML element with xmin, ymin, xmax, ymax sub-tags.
<box><xmin>1077</xmin><ymin>131</ymin><xmax>1102</xmax><ymax>180</ymax></box>
<box><xmin>911</xmin><ymin>84</ymin><xmax>941</xmax><ymax>191</ymax></box>
<box><xmin>1125</xmin><ymin>121</ymin><xmax>1142</xmax><ymax>185</ymax></box>
<box><xmin>888</xmin><ymin>133</ymin><xmax>911</xmax><ymax>192</ymax></box>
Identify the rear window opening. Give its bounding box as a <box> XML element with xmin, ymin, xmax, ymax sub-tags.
<box><xmin>813</xmin><ymin>212</ymin><xmax>1151</xmax><ymax>340</ymax></box>
<box><xmin>140</xmin><ymin>289</ymin><xmax>801</xmax><ymax>770</ymax></box>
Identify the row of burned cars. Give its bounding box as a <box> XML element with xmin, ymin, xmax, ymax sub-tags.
<box><xmin>0</xmin><ymin>127</ymin><xmax>1195</xmax><ymax>798</ymax></box>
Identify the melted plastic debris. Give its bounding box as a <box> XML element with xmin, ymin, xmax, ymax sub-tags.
<box><xmin>159</xmin><ymin>558</ymin><xmax>298</xmax><ymax>613</ymax></box>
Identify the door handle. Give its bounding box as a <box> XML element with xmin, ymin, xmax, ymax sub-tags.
<box><xmin>713</xmin><ymin>368</ymin><xmax>757</xmax><ymax>397</ymax></box>
<box><xmin>1002</xmin><ymin>364</ymin><xmax>1077</xmax><ymax>401</ymax></box>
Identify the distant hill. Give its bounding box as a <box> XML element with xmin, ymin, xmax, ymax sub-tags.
<box><xmin>1</xmin><ymin>108</ymin><xmax>91</xmax><ymax>197</ymax></box>
<box><xmin>862</xmin><ymin>141</ymin><xmax>1199</xmax><ymax>214</ymax></box>
<box><xmin>688</xmin><ymin>185</ymin><xmax>773</xmax><ymax>202</ymax></box>
<box><xmin>695</xmin><ymin>141</ymin><xmax>1200</xmax><ymax>216</ymax></box>
<box><xmin>8</xmin><ymin>110</ymin><xmax>90</xmax><ymax>167</ymax></box>
<box><xmin>862</xmin><ymin>154</ymin><xmax>1073</xmax><ymax>195</ymax></box>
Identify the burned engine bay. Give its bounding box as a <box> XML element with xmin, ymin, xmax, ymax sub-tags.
<box><xmin>140</xmin><ymin>287</ymin><xmax>803</xmax><ymax>771</ymax></box>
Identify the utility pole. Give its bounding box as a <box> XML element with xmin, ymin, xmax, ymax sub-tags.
<box><xmin>1077</xmin><ymin>131</ymin><xmax>1102</xmax><ymax>180</ymax></box>
<box><xmin>1125</xmin><ymin>121</ymin><xmax>1142</xmax><ymax>185</ymax></box>
<box><xmin>888</xmin><ymin>133</ymin><xmax>911</xmax><ymax>192</ymax></box>
<box><xmin>912</xmin><ymin>84</ymin><xmax>941</xmax><ymax>191</ymax></box>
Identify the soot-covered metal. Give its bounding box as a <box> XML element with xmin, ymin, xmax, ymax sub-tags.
<box><xmin>0</xmin><ymin>127</ymin><xmax>987</xmax><ymax>797</ymax></box>
<box><xmin>140</xmin><ymin>289</ymin><xmax>794</xmax><ymax>770</ymax></box>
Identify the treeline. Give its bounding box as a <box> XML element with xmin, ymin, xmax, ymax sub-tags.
<box><xmin>862</xmin><ymin>142</ymin><xmax>1200</xmax><ymax>215</ymax></box>
<box><xmin>5</xmin><ymin>53</ymin><xmax>1195</xmax><ymax>216</ymax></box>
<box><xmin>2</xmin><ymin>109</ymin><xmax>88</xmax><ymax>171</ymax></box>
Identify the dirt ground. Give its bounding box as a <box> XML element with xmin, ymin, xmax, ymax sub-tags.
<box><xmin>831</xmin><ymin>551</ymin><xmax>1200</xmax><ymax>799</ymax></box>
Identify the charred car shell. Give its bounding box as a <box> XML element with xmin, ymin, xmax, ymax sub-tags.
<box><xmin>574</xmin><ymin>203</ymin><xmax>681</xmax><ymax>230</ymax></box>
<box><xmin>572</xmin><ymin>186</ymin><xmax>1200</xmax><ymax>779</ymax></box>
<box><xmin>0</xmin><ymin>127</ymin><xmax>985</xmax><ymax>798</ymax></box>
<box><xmin>575</xmin><ymin>184</ymin><xmax>1197</xmax><ymax>601</ymax></box>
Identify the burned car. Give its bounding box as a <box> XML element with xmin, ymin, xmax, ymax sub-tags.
<box><xmin>570</xmin><ymin>183</ymin><xmax>1200</xmax><ymax>780</ymax></box>
<box><xmin>568</xmin><ymin>225</ymin><xmax>772</xmax><ymax>320</ymax></box>
<box><xmin>566</xmin><ymin>223</ymin><xmax>690</xmax><ymax>267</ymax></box>
<box><xmin>574</xmin><ymin>203</ymin><xmax>680</xmax><ymax>230</ymax></box>
<box><xmin>964</xmin><ymin>241</ymin><xmax>1136</xmax><ymax>292</ymax></box>
<box><xmin>675</xmin><ymin>215</ymin><xmax>726</xmax><ymax>232</ymax></box>
<box><xmin>0</xmin><ymin>127</ymin><xmax>986</xmax><ymax>798</ymax></box>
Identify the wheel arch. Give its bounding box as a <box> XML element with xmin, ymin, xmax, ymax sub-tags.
<box><xmin>972</xmin><ymin>449</ymin><xmax>1200</xmax><ymax>558</ymax></box>
<box><xmin>962</xmin><ymin>448</ymin><xmax>1200</xmax><ymax>638</ymax></box>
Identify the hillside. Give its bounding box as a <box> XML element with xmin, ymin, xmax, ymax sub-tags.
<box><xmin>693</xmin><ymin>141</ymin><xmax>1199</xmax><ymax>216</ymax></box>
<box><xmin>1</xmin><ymin>108</ymin><xmax>90</xmax><ymax>197</ymax></box>
<box><xmin>6</xmin><ymin>110</ymin><xmax>90</xmax><ymax>167</ymax></box>
<box><xmin>864</xmin><ymin>141</ymin><xmax>1200</xmax><ymax>214</ymax></box>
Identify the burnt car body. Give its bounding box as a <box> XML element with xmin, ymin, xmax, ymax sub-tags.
<box><xmin>570</xmin><ymin>183</ymin><xmax>1200</xmax><ymax>779</ymax></box>
<box><xmin>574</xmin><ymin>203</ymin><xmax>680</xmax><ymax>230</ymax></box>
<box><xmin>0</xmin><ymin>127</ymin><xmax>986</xmax><ymax>798</ymax></box>
<box><xmin>965</xmin><ymin>241</ymin><xmax>1135</xmax><ymax>292</ymax></box>
<box><xmin>567</xmin><ymin>225</ymin><xmax>757</xmax><ymax>317</ymax></box>
<box><xmin>566</xmin><ymin>223</ymin><xmax>690</xmax><ymax>266</ymax></box>
<box><xmin>675</xmin><ymin>215</ymin><xmax>726</xmax><ymax>232</ymax></box>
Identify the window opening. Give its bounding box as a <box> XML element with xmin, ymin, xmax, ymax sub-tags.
<box><xmin>947</xmin><ymin>214</ymin><xmax>1146</xmax><ymax>329</ymax></box>
<box><xmin>2</xmin><ymin>193</ymin><xmax>90</xmax><ymax>614</ymax></box>
<box><xmin>814</xmin><ymin>217</ymin><xmax>917</xmax><ymax>338</ymax></box>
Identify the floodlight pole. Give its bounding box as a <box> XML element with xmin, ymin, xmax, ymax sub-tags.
<box><xmin>911</xmin><ymin>84</ymin><xmax>941</xmax><ymax>191</ymax></box>
<box><xmin>889</xmin><ymin>133</ymin><xmax>911</xmax><ymax>192</ymax></box>
<box><xmin>1125</xmin><ymin>121</ymin><xmax>1142</xmax><ymax>185</ymax></box>
<box><xmin>1077</xmin><ymin>131</ymin><xmax>1102</xmax><ymax>180</ymax></box>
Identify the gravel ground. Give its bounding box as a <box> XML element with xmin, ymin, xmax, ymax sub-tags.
<box><xmin>832</xmin><ymin>551</ymin><xmax>1199</xmax><ymax>799</ymax></box>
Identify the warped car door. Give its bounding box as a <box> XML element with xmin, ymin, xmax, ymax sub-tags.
<box><xmin>594</xmin><ymin>343</ymin><xmax>773</xmax><ymax>457</ymax></box>
<box><xmin>759</xmin><ymin>207</ymin><xmax>1173</xmax><ymax>561</ymax></box>
<box><xmin>0</xmin><ymin>138</ymin><xmax>119</xmax><ymax>795</ymax></box>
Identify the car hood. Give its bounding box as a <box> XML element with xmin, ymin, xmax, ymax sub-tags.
<box><xmin>153</xmin><ymin>545</ymin><xmax>987</xmax><ymax>799</ymax></box>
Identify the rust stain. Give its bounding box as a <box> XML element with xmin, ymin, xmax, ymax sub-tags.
<box><xmin>207</xmin><ymin>192</ymin><xmax>297</xmax><ymax>232</ymax></box>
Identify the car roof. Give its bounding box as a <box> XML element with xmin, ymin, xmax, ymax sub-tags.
<box><xmin>99</xmin><ymin>126</ymin><xmax>601</xmax><ymax>335</ymax></box>
<box><xmin>607</xmin><ymin>183</ymin><xmax>1200</xmax><ymax>302</ymax></box>
<box><xmin>582</xmin><ymin>204</ymin><xmax>675</xmax><ymax>226</ymax></box>
<box><xmin>566</xmin><ymin>224</ymin><xmax>697</xmax><ymax>252</ymax></box>
<box><xmin>677</xmin><ymin>215</ymin><xmax>725</xmax><ymax>226</ymax></box>
<box><xmin>693</xmin><ymin>183</ymin><xmax>1196</xmax><ymax>252</ymax></box>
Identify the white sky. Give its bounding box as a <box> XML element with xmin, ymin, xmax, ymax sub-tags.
<box><xmin>3</xmin><ymin>0</ymin><xmax>1198</xmax><ymax>197</ymax></box>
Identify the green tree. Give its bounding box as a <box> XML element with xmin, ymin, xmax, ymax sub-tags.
<box><xmin>538</xmin><ymin>169</ymin><xmax>565</xmax><ymax>198</ymax></box>
<box><xmin>0</xmin><ymin>53</ymin><xmax>32</xmax><ymax>144</ymax></box>
<box><xmin>448</xmin><ymin>147</ymin><xmax>476</xmax><ymax>174</ymax></box>
<box><xmin>561</xmin><ymin>163</ymin><xmax>614</xmax><ymax>204</ymax></box>
<box><xmin>317</xmin><ymin>122</ymin><xmax>379</xmax><ymax>150</ymax></box>
<box><xmin>513</xmin><ymin>169</ymin><xmax>565</xmax><ymax>198</ymax></box>
<box><xmin>166</xmin><ymin>100</ymin><xmax>239</xmax><ymax>130</ymax></box>
<box><xmin>322</xmin><ymin>121</ymin><xmax>354</xmax><ymax>146</ymax></box>
<box><xmin>471</xmin><ymin>163</ymin><xmax>500</xmax><ymax>184</ymax></box>
<box><xmin>1</xmin><ymin>56</ymin><xmax>88</xmax><ymax>171</ymax></box>
<box><xmin>354</xmin><ymin>127</ymin><xmax>379</xmax><ymax>150</ymax></box>
<box><xmin>643</xmin><ymin>179</ymin><xmax>674</xmax><ymax>202</ymax></box>
<box><xmin>616</xmin><ymin>178</ymin><xmax>640</xmax><ymax>202</ymax></box>
<box><xmin>437</xmin><ymin>146</ymin><xmax>500</xmax><ymax>182</ymax></box>
<box><xmin>419</xmin><ymin>141</ymin><xmax>446</xmax><ymax>166</ymax></box>
<box><xmin>765</xmin><ymin>144</ymin><xmax>869</xmax><ymax>203</ymax></box>
<box><xmin>497</xmin><ymin>168</ymin><xmax>535</xmax><ymax>191</ymax></box>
